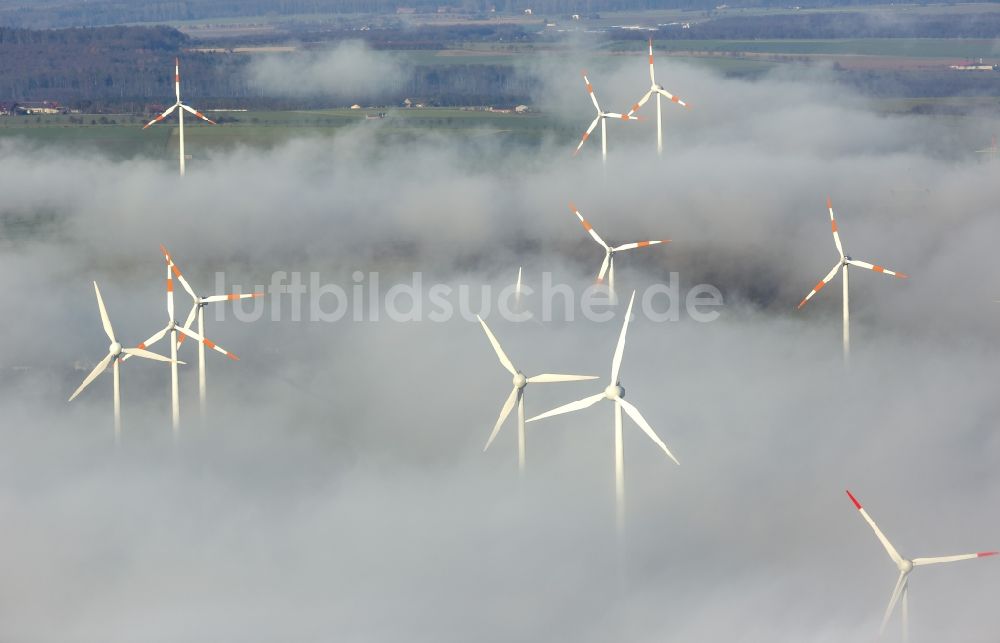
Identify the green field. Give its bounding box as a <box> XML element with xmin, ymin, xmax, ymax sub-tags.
<box><xmin>607</xmin><ymin>38</ymin><xmax>1000</xmax><ymax>59</ymax></box>
<box><xmin>0</xmin><ymin>108</ymin><xmax>572</xmax><ymax>159</ymax></box>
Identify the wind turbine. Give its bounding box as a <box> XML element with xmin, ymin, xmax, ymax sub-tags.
<box><xmin>976</xmin><ymin>135</ymin><xmax>996</xmax><ymax>164</ymax></box>
<box><xmin>846</xmin><ymin>489</ymin><xmax>997</xmax><ymax>642</ymax></box>
<box><xmin>68</xmin><ymin>282</ymin><xmax>180</xmax><ymax>441</ymax></box>
<box><xmin>143</xmin><ymin>57</ymin><xmax>216</xmax><ymax>177</ymax></box>
<box><xmin>797</xmin><ymin>198</ymin><xmax>908</xmax><ymax>363</ymax></box>
<box><xmin>162</xmin><ymin>245</ymin><xmax>261</xmax><ymax>418</ymax></box>
<box><xmin>527</xmin><ymin>291</ymin><xmax>678</xmax><ymax>534</ymax></box>
<box><xmin>477</xmin><ymin>315</ymin><xmax>596</xmax><ymax>475</ymax></box>
<box><xmin>573</xmin><ymin>71</ymin><xmax>640</xmax><ymax>164</ymax></box>
<box><xmin>569</xmin><ymin>202</ymin><xmax>669</xmax><ymax>298</ymax></box>
<box><xmin>125</xmin><ymin>246</ymin><xmax>239</xmax><ymax>434</ymax></box>
<box><xmin>625</xmin><ymin>38</ymin><xmax>690</xmax><ymax>156</ymax></box>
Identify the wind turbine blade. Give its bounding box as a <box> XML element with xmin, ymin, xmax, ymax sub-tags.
<box><xmin>827</xmin><ymin>197</ymin><xmax>845</xmax><ymax>259</ymax></box>
<box><xmin>174</xmin><ymin>303</ymin><xmax>198</xmax><ymax>350</ymax></box>
<box><xmin>174</xmin><ymin>57</ymin><xmax>181</xmax><ymax>102</ymax></box>
<box><xmin>846</xmin><ymin>490</ymin><xmax>905</xmax><ymax>567</ymax></box>
<box><xmin>655</xmin><ymin>88</ymin><xmax>689</xmax><ymax>108</ymax></box>
<box><xmin>527</xmin><ymin>373</ymin><xmax>599</xmax><ymax>383</ymax></box>
<box><xmin>202</xmin><ymin>292</ymin><xmax>265</xmax><ymax>303</ymax></box>
<box><xmin>123</xmin><ymin>347</ymin><xmax>182</xmax><ymax>363</ymax></box>
<box><xmin>142</xmin><ymin>103</ymin><xmax>177</xmax><ymax>129</ymax></box>
<box><xmin>880</xmin><ymin>571</ymin><xmax>908</xmax><ymax>635</ymax></box>
<box><xmin>175</xmin><ymin>325</ymin><xmax>238</xmax><ymax>361</ymax></box>
<box><xmin>648</xmin><ymin>38</ymin><xmax>656</xmax><ymax>85</ymax></box>
<box><xmin>120</xmin><ymin>325</ymin><xmax>170</xmax><ymax>362</ymax></box>
<box><xmin>845</xmin><ymin>259</ymin><xmax>908</xmax><ymax>279</ymax></box>
<box><xmin>568</xmin><ymin>202</ymin><xmax>609</xmax><ymax>248</ymax></box>
<box><xmin>477</xmin><ymin>315</ymin><xmax>516</xmax><ymax>375</ymax></box>
<box><xmin>526</xmin><ymin>392</ymin><xmax>604</xmax><ymax>423</ymax></box>
<box><xmin>603</xmin><ymin>112</ymin><xmax>640</xmax><ymax>121</ymax></box>
<box><xmin>597</xmin><ymin>252</ymin><xmax>611</xmax><ymax>283</ymax></box>
<box><xmin>573</xmin><ymin>116</ymin><xmax>601</xmax><ymax>155</ymax></box>
<box><xmin>180</xmin><ymin>302</ymin><xmax>198</xmax><ymax>332</ymax></box>
<box><xmin>68</xmin><ymin>353</ymin><xmax>113</xmax><ymax>402</ymax></box>
<box><xmin>797</xmin><ymin>262</ymin><xmax>842</xmax><ymax>309</ymax></box>
<box><xmin>582</xmin><ymin>71</ymin><xmax>601</xmax><ymax>113</ymax></box>
<box><xmin>612</xmin><ymin>240</ymin><xmax>670</xmax><ymax>252</ymax></box>
<box><xmin>160</xmin><ymin>245</ymin><xmax>198</xmax><ymax>300</ymax></box>
<box><xmin>627</xmin><ymin>89</ymin><xmax>654</xmax><ymax>117</ymax></box>
<box><xmin>92</xmin><ymin>282</ymin><xmax>116</xmax><ymax>343</ymax></box>
<box><xmin>181</xmin><ymin>103</ymin><xmax>217</xmax><ymax>125</ymax></box>
<box><xmin>618</xmin><ymin>398</ymin><xmax>679</xmax><ymax>465</ymax></box>
<box><xmin>913</xmin><ymin>552</ymin><xmax>998</xmax><ymax>566</ymax></box>
<box><xmin>611</xmin><ymin>291</ymin><xmax>637</xmax><ymax>384</ymax></box>
<box><xmin>484</xmin><ymin>387</ymin><xmax>518</xmax><ymax>452</ymax></box>
<box><xmin>516</xmin><ymin>266</ymin><xmax>522</xmax><ymax>295</ymax></box>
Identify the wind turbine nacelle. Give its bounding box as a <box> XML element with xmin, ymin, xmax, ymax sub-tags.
<box><xmin>513</xmin><ymin>372</ymin><xmax>527</xmax><ymax>389</ymax></box>
<box><xmin>605</xmin><ymin>384</ymin><xmax>624</xmax><ymax>400</ymax></box>
<box><xmin>110</xmin><ymin>342</ymin><xmax>122</xmax><ymax>356</ymax></box>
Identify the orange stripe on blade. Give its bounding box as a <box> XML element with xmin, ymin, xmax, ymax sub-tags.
<box><xmin>638</xmin><ymin>241</ymin><xmax>650</xmax><ymax>247</ymax></box>
<box><xmin>873</xmin><ymin>265</ymin><xmax>884</xmax><ymax>273</ymax></box>
<box><xmin>831</xmin><ymin>220</ymin><xmax>838</xmax><ymax>232</ymax></box>
<box><xmin>586</xmin><ymin>84</ymin><xmax>593</xmax><ymax>93</ymax></box>
<box><xmin>171</xmin><ymin>265</ymin><xmax>181</xmax><ymax>277</ymax></box>
<box><xmin>203</xmin><ymin>339</ymin><xmax>216</xmax><ymax>349</ymax></box>
<box><xmin>226</xmin><ymin>353</ymin><xmax>239</xmax><ymax>361</ymax></box>
<box><xmin>814</xmin><ymin>281</ymin><xmax>825</xmax><ymax>292</ymax></box>
<box><xmin>580</xmin><ymin>220</ymin><xmax>592</xmax><ymax>231</ymax></box>
<box><xmin>166</xmin><ymin>279</ymin><xmax>173</xmax><ymax>292</ymax></box>
<box><xmin>137</xmin><ymin>343</ymin><xmax>146</xmax><ymax>349</ymax></box>
<box><xmin>671</xmin><ymin>96</ymin><xmax>679</xmax><ymax>103</ymax></box>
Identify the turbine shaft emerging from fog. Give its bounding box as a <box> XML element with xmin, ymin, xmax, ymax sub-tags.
<box><xmin>143</xmin><ymin>58</ymin><xmax>216</xmax><ymax>177</ymax></box>
<box><xmin>528</xmin><ymin>291</ymin><xmax>678</xmax><ymax>536</ymax></box>
<box><xmin>797</xmin><ymin>198</ymin><xmax>908</xmax><ymax>363</ymax></box>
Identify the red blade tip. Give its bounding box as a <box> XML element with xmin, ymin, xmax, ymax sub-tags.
<box><xmin>978</xmin><ymin>551</ymin><xmax>998</xmax><ymax>557</ymax></box>
<box><xmin>846</xmin><ymin>490</ymin><xmax>862</xmax><ymax>509</ymax></box>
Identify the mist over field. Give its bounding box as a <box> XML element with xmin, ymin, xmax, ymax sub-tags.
<box><xmin>1</xmin><ymin>48</ymin><xmax>999</xmax><ymax>642</ymax></box>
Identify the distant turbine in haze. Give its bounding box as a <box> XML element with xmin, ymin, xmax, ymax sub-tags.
<box><xmin>143</xmin><ymin>58</ymin><xmax>216</xmax><ymax>177</ymax></box>
<box><xmin>68</xmin><ymin>282</ymin><xmax>179</xmax><ymax>441</ymax></box>
<box><xmin>976</xmin><ymin>135</ymin><xmax>997</xmax><ymax>164</ymax></box>
<box><xmin>569</xmin><ymin>202</ymin><xmax>669</xmax><ymax>298</ymax></box>
<box><xmin>797</xmin><ymin>198</ymin><xmax>907</xmax><ymax>364</ymax></box>
<box><xmin>527</xmin><ymin>291</ymin><xmax>678</xmax><ymax>534</ymax></box>
<box><xmin>574</xmin><ymin>71</ymin><xmax>639</xmax><ymax>164</ymax></box>
<box><xmin>845</xmin><ymin>489</ymin><xmax>997</xmax><ymax>642</ymax></box>
<box><xmin>625</xmin><ymin>39</ymin><xmax>690</xmax><ymax>156</ymax></box>
<box><xmin>477</xmin><ymin>315</ymin><xmax>597</xmax><ymax>475</ymax></box>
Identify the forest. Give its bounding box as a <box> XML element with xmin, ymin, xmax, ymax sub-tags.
<box><xmin>1</xmin><ymin>21</ymin><xmax>998</xmax><ymax>112</ymax></box>
<box><xmin>0</xmin><ymin>0</ymin><xmax>948</xmax><ymax>29</ymax></box>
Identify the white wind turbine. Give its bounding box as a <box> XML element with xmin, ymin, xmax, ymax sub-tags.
<box><xmin>162</xmin><ymin>245</ymin><xmax>261</xmax><ymax>418</ymax></box>
<box><xmin>143</xmin><ymin>57</ymin><xmax>216</xmax><ymax>177</ymax></box>
<box><xmin>125</xmin><ymin>246</ymin><xmax>239</xmax><ymax>433</ymax></box>
<box><xmin>477</xmin><ymin>315</ymin><xmax>597</xmax><ymax>475</ymax></box>
<box><xmin>68</xmin><ymin>282</ymin><xmax>180</xmax><ymax>441</ymax></box>
<box><xmin>846</xmin><ymin>489</ymin><xmax>997</xmax><ymax>642</ymax></box>
<box><xmin>797</xmin><ymin>198</ymin><xmax>908</xmax><ymax>363</ymax></box>
<box><xmin>573</xmin><ymin>71</ymin><xmax>640</xmax><ymax>164</ymax></box>
<box><xmin>976</xmin><ymin>135</ymin><xmax>997</xmax><ymax>164</ymax></box>
<box><xmin>625</xmin><ymin>38</ymin><xmax>690</xmax><ymax>156</ymax></box>
<box><xmin>569</xmin><ymin>202</ymin><xmax>669</xmax><ymax>297</ymax></box>
<box><xmin>527</xmin><ymin>291</ymin><xmax>678</xmax><ymax>534</ymax></box>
